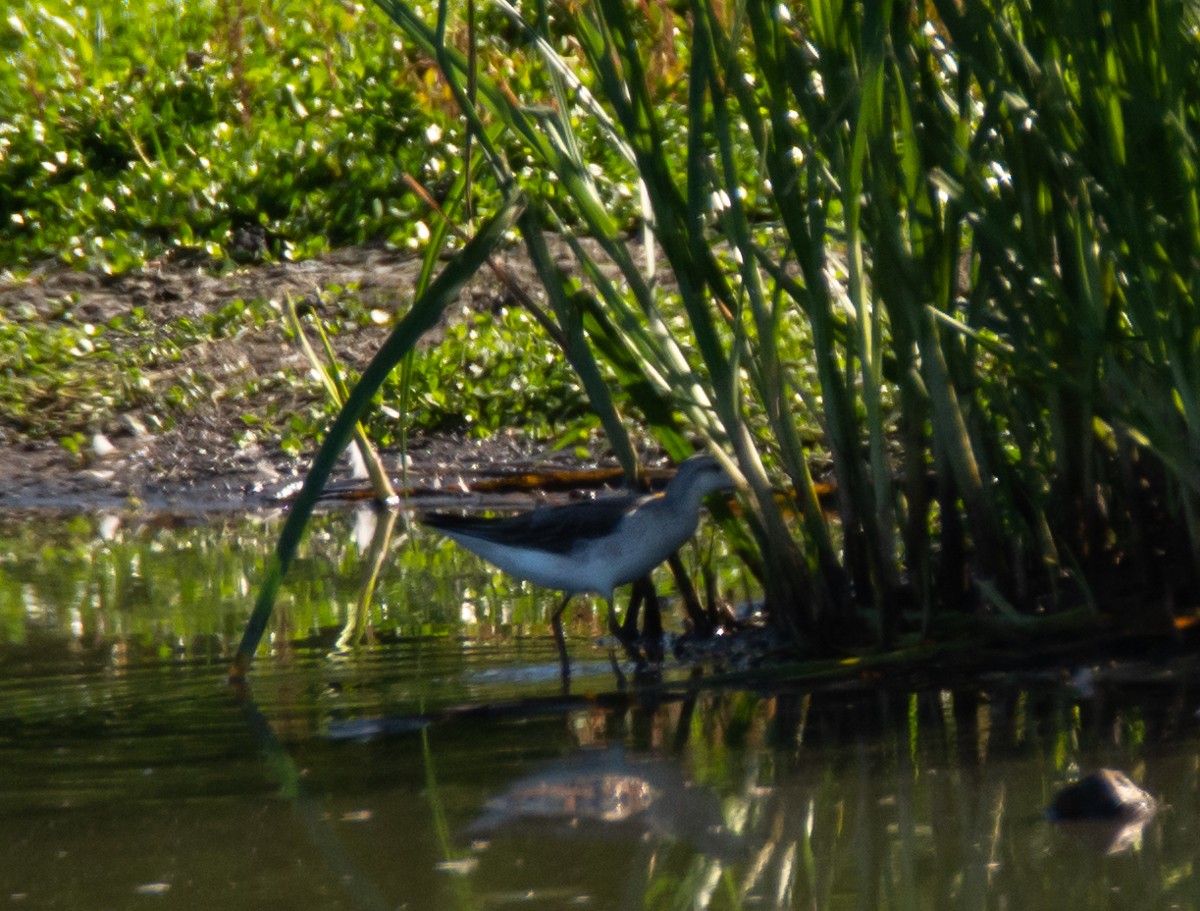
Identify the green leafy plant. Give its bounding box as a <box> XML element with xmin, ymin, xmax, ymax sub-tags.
<box><xmin>0</xmin><ymin>297</ymin><xmax>287</xmax><ymax>444</ymax></box>
<box><xmin>0</xmin><ymin>0</ymin><xmax>657</xmax><ymax>275</ymax></box>
<box><xmin>378</xmin><ymin>305</ymin><xmax>597</xmax><ymax>444</ymax></box>
<box><xmin>362</xmin><ymin>0</ymin><xmax>1200</xmax><ymax>652</ymax></box>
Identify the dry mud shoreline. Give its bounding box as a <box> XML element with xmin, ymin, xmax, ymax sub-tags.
<box><xmin>0</xmin><ymin>242</ymin><xmax>617</xmax><ymax>513</ymax></box>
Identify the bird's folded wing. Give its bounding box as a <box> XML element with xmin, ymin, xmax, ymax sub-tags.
<box><xmin>421</xmin><ymin>493</ymin><xmax>653</xmax><ymax>555</ymax></box>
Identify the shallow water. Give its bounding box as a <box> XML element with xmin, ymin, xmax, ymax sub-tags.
<box><xmin>2</xmin><ymin>511</ymin><xmax>1198</xmax><ymax>910</ymax></box>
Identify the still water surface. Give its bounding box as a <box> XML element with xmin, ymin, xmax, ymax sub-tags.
<box><xmin>1</xmin><ymin>511</ymin><xmax>1197</xmax><ymax>909</ymax></box>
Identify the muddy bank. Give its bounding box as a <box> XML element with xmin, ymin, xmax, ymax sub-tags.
<box><xmin>0</xmin><ymin>242</ymin><xmax>631</xmax><ymax>513</ymax></box>
<box><xmin>0</xmin><ymin>429</ymin><xmax>600</xmax><ymax>514</ymax></box>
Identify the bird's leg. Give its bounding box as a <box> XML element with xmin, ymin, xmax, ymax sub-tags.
<box><xmin>641</xmin><ymin>580</ymin><xmax>664</xmax><ymax>665</ymax></box>
<box><xmin>613</xmin><ymin>580</ymin><xmax>647</xmax><ymax>666</ymax></box>
<box><xmin>551</xmin><ymin>595</ymin><xmax>572</xmax><ymax>693</ymax></box>
<box><xmin>605</xmin><ymin>597</ymin><xmax>627</xmax><ymax>691</ymax></box>
<box><xmin>618</xmin><ymin>582</ymin><xmax>641</xmax><ymax>641</ymax></box>
<box><xmin>617</xmin><ymin>577</ymin><xmax>665</xmax><ymax>667</ymax></box>
<box><xmin>668</xmin><ymin>552</ymin><xmax>711</xmax><ymax>637</ymax></box>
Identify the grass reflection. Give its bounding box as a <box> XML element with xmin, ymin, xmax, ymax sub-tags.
<box><xmin>0</xmin><ymin>508</ymin><xmax>751</xmax><ymax>668</ymax></box>
<box><xmin>1</xmin><ymin>512</ymin><xmax>1197</xmax><ymax>909</ymax></box>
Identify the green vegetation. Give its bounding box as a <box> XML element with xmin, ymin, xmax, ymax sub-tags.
<box><xmin>6</xmin><ymin>0</ymin><xmax>1200</xmax><ymax>660</ymax></box>
<box><xmin>0</xmin><ymin>0</ymin><xmax>610</xmax><ymax>452</ymax></box>
<box><xmin>1</xmin><ymin>0</ymin><xmax>436</xmax><ymax>270</ymax></box>
<box><xmin>0</xmin><ymin>290</ymin><xmax>591</xmax><ymax>451</ymax></box>
<box><xmin>0</xmin><ymin>297</ymin><xmax>279</xmax><ymax>448</ymax></box>
<box><xmin>360</xmin><ymin>0</ymin><xmax>1200</xmax><ymax>652</ymax></box>
<box><xmin>381</xmin><ymin>305</ymin><xmax>595</xmax><ymax>443</ymax></box>
<box><xmin>0</xmin><ymin>0</ymin><xmax>646</xmax><ymax>274</ymax></box>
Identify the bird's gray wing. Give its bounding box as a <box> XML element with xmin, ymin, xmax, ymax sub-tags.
<box><xmin>421</xmin><ymin>493</ymin><xmax>653</xmax><ymax>555</ymax></box>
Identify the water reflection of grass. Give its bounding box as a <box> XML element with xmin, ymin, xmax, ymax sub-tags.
<box><xmin>2</xmin><ymin>588</ymin><xmax>1195</xmax><ymax>909</ymax></box>
<box><xmin>407</xmin><ymin>682</ymin><xmax>1190</xmax><ymax>908</ymax></box>
<box><xmin>0</xmin><ymin>510</ymin><xmax>750</xmax><ymax>660</ymax></box>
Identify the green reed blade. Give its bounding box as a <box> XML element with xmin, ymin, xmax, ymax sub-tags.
<box><xmin>232</xmin><ymin>192</ymin><xmax>525</xmax><ymax>677</ymax></box>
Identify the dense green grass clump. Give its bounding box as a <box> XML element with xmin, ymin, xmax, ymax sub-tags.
<box><xmin>363</xmin><ymin>0</ymin><xmax>1200</xmax><ymax>648</ymax></box>
<box><xmin>0</xmin><ymin>0</ymin><xmax>456</xmax><ymax>271</ymax></box>
<box><xmin>381</xmin><ymin>305</ymin><xmax>595</xmax><ymax>443</ymax></box>
<box><xmin>0</xmin><ymin>0</ymin><xmax>652</xmax><ymax>274</ymax></box>
<box><xmin>9</xmin><ymin>0</ymin><xmax>1200</xmax><ymax>655</ymax></box>
<box><xmin>0</xmin><ymin>0</ymin><xmax>609</xmax><ymax>452</ymax></box>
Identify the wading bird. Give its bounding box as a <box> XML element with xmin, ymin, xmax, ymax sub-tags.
<box><xmin>422</xmin><ymin>454</ymin><xmax>736</xmax><ymax>686</ymax></box>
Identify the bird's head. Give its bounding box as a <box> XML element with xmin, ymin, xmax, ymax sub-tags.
<box><xmin>671</xmin><ymin>454</ymin><xmax>737</xmax><ymax>500</ymax></box>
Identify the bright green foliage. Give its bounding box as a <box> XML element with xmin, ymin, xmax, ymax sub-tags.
<box><xmin>0</xmin><ymin>299</ymin><xmax>279</xmax><ymax>442</ymax></box>
<box><xmin>379</xmin><ymin>305</ymin><xmax>595</xmax><ymax>443</ymax></box>
<box><xmin>371</xmin><ymin>0</ymin><xmax>1200</xmax><ymax>647</ymax></box>
<box><xmin>0</xmin><ymin>293</ymin><xmax>594</xmax><ymax>450</ymax></box>
<box><xmin>0</xmin><ymin>0</ymin><xmax>655</xmax><ymax>275</ymax></box>
<box><xmin>0</xmin><ymin>0</ymin><xmax>446</xmax><ymax>271</ymax></box>
<box><xmin>9</xmin><ymin>0</ymin><xmax>1200</xmax><ymax>650</ymax></box>
<box><xmin>0</xmin><ymin>312</ymin><xmax>145</xmax><ymax>441</ymax></box>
